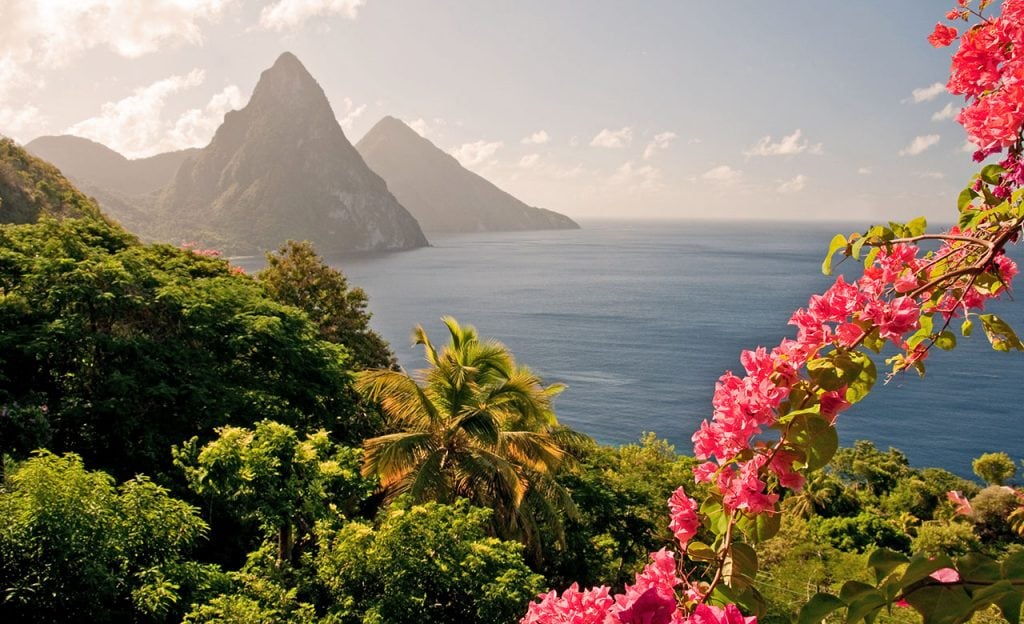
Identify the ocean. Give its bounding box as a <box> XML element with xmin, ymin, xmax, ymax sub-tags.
<box><xmin>309</xmin><ymin>219</ymin><xmax>1024</xmax><ymax>478</ymax></box>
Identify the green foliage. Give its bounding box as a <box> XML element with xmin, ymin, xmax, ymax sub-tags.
<box><xmin>809</xmin><ymin>512</ymin><xmax>911</xmax><ymax>554</ymax></box>
<box><xmin>0</xmin><ymin>217</ymin><xmax>363</xmax><ymax>478</ymax></box>
<box><xmin>973</xmin><ymin>452</ymin><xmax>1017</xmax><ymax>486</ymax></box>
<box><xmin>357</xmin><ymin>317</ymin><xmax>575</xmax><ymax>561</ymax></box>
<box><xmin>183</xmin><ymin>571</ymin><xmax>317</xmax><ymax>624</ymax></box>
<box><xmin>971</xmin><ymin>486</ymin><xmax>1022</xmax><ymax>543</ymax></box>
<box><xmin>831</xmin><ymin>440</ymin><xmax>911</xmax><ymax>495</ymax></box>
<box><xmin>174</xmin><ymin>421</ymin><xmax>374</xmax><ymax>566</ymax></box>
<box><xmin>546</xmin><ymin>434</ymin><xmax>698</xmax><ymax>588</ymax></box>
<box><xmin>0</xmin><ymin>452</ymin><xmax>218</xmax><ymax>623</ymax></box>
<box><xmin>312</xmin><ymin>498</ymin><xmax>544</xmax><ymax>624</ymax></box>
<box><xmin>912</xmin><ymin>521</ymin><xmax>981</xmax><ymax>558</ymax></box>
<box><xmin>0</xmin><ymin>138</ymin><xmax>105</xmax><ymax>224</ymax></box>
<box><xmin>258</xmin><ymin>240</ymin><xmax>395</xmax><ymax>370</ymax></box>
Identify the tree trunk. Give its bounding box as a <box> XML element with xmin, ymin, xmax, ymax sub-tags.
<box><xmin>277</xmin><ymin>523</ymin><xmax>293</xmax><ymax>567</ymax></box>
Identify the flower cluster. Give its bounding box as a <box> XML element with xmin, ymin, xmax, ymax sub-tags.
<box><xmin>937</xmin><ymin>0</ymin><xmax>1024</xmax><ymax>185</ymax></box>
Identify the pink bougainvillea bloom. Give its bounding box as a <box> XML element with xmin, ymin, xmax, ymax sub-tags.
<box><xmin>928</xmin><ymin>22</ymin><xmax>959</xmax><ymax>46</ymax></box>
<box><xmin>521</xmin><ymin>583</ymin><xmax>614</xmax><ymax>624</ymax></box>
<box><xmin>947</xmin><ymin>490</ymin><xmax>974</xmax><ymax>516</ymax></box>
<box><xmin>614</xmin><ymin>586</ymin><xmax>678</xmax><ymax>624</ymax></box>
<box><xmin>930</xmin><ymin>568</ymin><xmax>961</xmax><ymax>583</ymax></box>
<box><xmin>686</xmin><ymin>603</ymin><xmax>757</xmax><ymax>624</ymax></box>
<box><xmin>669</xmin><ymin>487</ymin><xmax>700</xmax><ymax>548</ymax></box>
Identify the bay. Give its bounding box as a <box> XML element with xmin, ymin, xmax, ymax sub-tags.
<box><xmin>303</xmin><ymin>219</ymin><xmax>1024</xmax><ymax>478</ymax></box>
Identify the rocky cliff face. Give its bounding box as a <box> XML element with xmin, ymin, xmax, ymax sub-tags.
<box><xmin>156</xmin><ymin>52</ymin><xmax>427</xmax><ymax>254</ymax></box>
<box><xmin>356</xmin><ymin>116</ymin><xmax>578</xmax><ymax>233</ymax></box>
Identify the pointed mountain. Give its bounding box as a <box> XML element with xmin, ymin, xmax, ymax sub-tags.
<box><xmin>156</xmin><ymin>52</ymin><xmax>428</xmax><ymax>254</ymax></box>
<box><xmin>0</xmin><ymin>137</ymin><xmax>105</xmax><ymax>224</ymax></box>
<box><xmin>26</xmin><ymin>135</ymin><xmax>197</xmax><ymax>196</ymax></box>
<box><xmin>356</xmin><ymin>116</ymin><xmax>578</xmax><ymax>233</ymax></box>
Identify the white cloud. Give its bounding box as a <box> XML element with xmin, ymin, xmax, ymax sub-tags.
<box><xmin>259</xmin><ymin>0</ymin><xmax>366</xmax><ymax>30</ymax></box>
<box><xmin>700</xmin><ymin>164</ymin><xmax>741</xmax><ymax>184</ymax></box>
<box><xmin>408</xmin><ymin>117</ymin><xmax>446</xmax><ymax>139</ymax></box>
<box><xmin>450</xmin><ymin>139</ymin><xmax>503</xmax><ymax>167</ymax></box>
<box><xmin>858</xmin><ymin>166</ymin><xmax>872</xmax><ymax>175</ymax></box>
<box><xmin>608</xmin><ymin>161</ymin><xmax>661</xmax><ymax>192</ymax></box>
<box><xmin>918</xmin><ymin>171</ymin><xmax>945</xmax><ymax>179</ymax></box>
<box><xmin>590</xmin><ymin>127</ymin><xmax>633</xmax><ymax>148</ymax></box>
<box><xmin>0</xmin><ymin>1</ymin><xmax>232</xmax><ymax>68</ymax></box>
<box><xmin>744</xmin><ymin>129</ymin><xmax>822</xmax><ymax>157</ymax></box>
<box><xmin>932</xmin><ymin>102</ymin><xmax>958</xmax><ymax>121</ymax></box>
<box><xmin>0</xmin><ymin>104</ymin><xmax>45</xmax><ymax>141</ymax></box>
<box><xmin>521</xmin><ymin>130</ymin><xmax>550</xmax><ymax>145</ymax></box>
<box><xmin>777</xmin><ymin>174</ymin><xmax>807</xmax><ymax>194</ymax></box>
<box><xmin>643</xmin><ymin>131</ymin><xmax>677</xmax><ymax>160</ymax></box>
<box><xmin>335</xmin><ymin>97</ymin><xmax>366</xmax><ymax>132</ymax></box>
<box><xmin>898</xmin><ymin>134</ymin><xmax>941</xmax><ymax>156</ymax></box>
<box><xmin>908</xmin><ymin>82</ymin><xmax>946</xmax><ymax>103</ymax></box>
<box><xmin>519</xmin><ymin>153</ymin><xmax>541</xmax><ymax>169</ymax></box>
<box><xmin>66</xmin><ymin>70</ymin><xmax>243</xmax><ymax>158</ymax></box>
<box><xmin>962</xmin><ymin>140</ymin><xmax>977</xmax><ymax>153</ymax></box>
<box><xmin>688</xmin><ymin>137</ymin><xmax>702</xmax><ymax>145</ymax></box>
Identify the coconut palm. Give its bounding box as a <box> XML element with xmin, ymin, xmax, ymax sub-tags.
<box><xmin>355</xmin><ymin>317</ymin><xmax>577</xmax><ymax>555</ymax></box>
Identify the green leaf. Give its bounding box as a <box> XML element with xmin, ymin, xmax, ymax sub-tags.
<box><xmin>867</xmin><ymin>548</ymin><xmax>910</xmax><ymax>584</ymax></box>
<box><xmin>961</xmin><ymin>319</ymin><xmax>973</xmax><ymax>337</ymax></box>
<box><xmin>935</xmin><ymin>330</ymin><xmax>957</xmax><ymax>351</ymax></box>
<box><xmin>700</xmin><ymin>499</ymin><xmax>729</xmax><ymax>536</ymax></box>
<box><xmin>1002</xmin><ymin>550</ymin><xmax>1024</xmax><ymax>582</ymax></box>
<box><xmin>970</xmin><ymin>580</ymin><xmax>1016</xmax><ymax>612</ymax></box>
<box><xmin>957</xmin><ymin>552</ymin><xmax>1000</xmax><ymax>583</ymax></box>
<box><xmin>958</xmin><ymin>187</ymin><xmax>978</xmax><ymax>212</ymax></box>
<box><xmin>900</xmin><ymin>554</ymin><xmax>954</xmax><ymax>589</ymax></box>
<box><xmin>981</xmin><ymin>164</ymin><xmax>1006</xmax><ymax>185</ymax></box>
<box><xmin>844</xmin><ymin>591</ymin><xmax>887</xmax><ymax>624</ymax></box>
<box><xmin>823</xmin><ymin>234</ymin><xmax>848</xmax><ymax>276</ymax></box>
<box><xmin>733</xmin><ymin>506</ymin><xmax>781</xmax><ymax>544</ymax></box>
<box><xmin>850</xmin><ymin>235</ymin><xmax>867</xmax><ymax>260</ymax></box>
<box><xmin>906</xmin><ymin>216</ymin><xmax>927</xmax><ymax>237</ymax></box>
<box><xmin>723</xmin><ymin>542</ymin><xmax>758</xmax><ymax>587</ymax></box>
<box><xmin>904</xmin><ymin>584</ymin><xmax>972</xmax><ymax>624</ymax></box>
<box><xmin>839</xmin><ymin>580</ymin><xmax>877</xmax><ymax>604</ymax></box>
<box><xmin>995</xmin><ymin>590</ymin><xmax>1022</xmax><ymax>624</ymax></box>
<box><xmin>979</xmin><ymin>314</ymin><xmax>1024</xmax><ymax>351</ymax></box>
<box><xmin>797</xmin><ymin>593</ymin><xmax>845</xmax><ymax>624</ymax></box>
<box><xmin>863</xmin><ymin>246</ymin><xmax>880</xmax><ymax>270</ymax></box>
<box><xmin>686</xmin><ymin>540</ymin><xmax>716</xmax><ymax>562</ymax></box>
<box><xmin>806</xmin><ymin>351</ymin><xmax>876</xmax><ymax>403</ymax></box>
<box><xmin>790</xmin><ymin>413</ymin><xmax>839</xmax><ymax>471</ymax></box>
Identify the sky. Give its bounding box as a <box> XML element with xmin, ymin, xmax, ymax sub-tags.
<box><xmin>0</xmin><ymin>0</ymin><xmax>984</xmax><ymax>222</ymax></box>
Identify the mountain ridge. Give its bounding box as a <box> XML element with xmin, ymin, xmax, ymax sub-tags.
<box><xmin>356</xmin><ymin>116</ymin><xmax>578</xmax><ymax>233</ymax></box>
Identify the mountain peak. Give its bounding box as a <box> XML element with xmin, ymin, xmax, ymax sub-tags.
<box><xmin>247</xmin><ymin>51</ymin><xmax>329</xmax><ymax>117</ymax></box>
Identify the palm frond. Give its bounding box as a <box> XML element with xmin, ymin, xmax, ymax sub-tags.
<box><xmin>362</xmin><ymin>431</ymin><xmax>436</xmax><ymax>486</ymax></box>
<box><xmin>499</xmin><ymin>430</ymin><xmax>565</xmax><ymax>474</ymax></box>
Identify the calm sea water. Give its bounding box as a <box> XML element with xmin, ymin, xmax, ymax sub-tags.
<box><xmin>312</xmin><ymin>220</ymin><xmax>1023</xmax><ymax>478</ymax></box>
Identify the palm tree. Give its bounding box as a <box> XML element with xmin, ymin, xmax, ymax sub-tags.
<box><xmin>355</xmin><ymin>317</ymin><xmax>577</xmax><ymax>556</ymax></box>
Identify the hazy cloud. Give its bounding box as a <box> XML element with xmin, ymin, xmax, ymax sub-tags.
<box><xmin>961</xmin><ymin>140</ymin><xmax>976</xmax><ymax>153</ymax></box>
<box><xmin>521</xmin><ymin>130</ymin><xmax>550</xmax><ymax>145</ymax></box>
<box><xmin>643</xmin><ymin>131</ymin><xmax>677</xmax><ymax>160</ymax></box>
<box><xmin>66</xmin><ymin>70</ymin><xmax>244</xmax><ymax>158</ymax></box>
<box><xmin>336</xmin><ymin>97</ymin><xmax>366</xmax><ymax>132</ymax></box>
<box><xmin>700</xmin><ymin>164</ymin><xmax>741</xmax><ymax>184</ymax></box>
<box><xmin>408</xmin><ymin>117</ymin><xmax>446</xmax><ymax>139</ymax></box>
<box><xmin>0</xmin><ymin>104</ymin><xmax>45</xmax><ymax>141</ymax></box>
<box><xmin>519</xmin><ymin>153</ymin><xmax>541</xmax><ymax>169</ymax></box>
<box><xmin>0</xmin><ymin>1</ymin><xmax>232</xmax><ymax>69</ymax></box>
<box><xmin>450</xmin><ymin>139</ymin><xmax>504</xmax><ymax>167</ymax></box>
<box><xmin>899</xmin><ymin>134</ymin><xmax>940</xmax><ymax>156</ymax></box>
<box><xmin>260</xmin><ymin>0</ymin><xmax>366</xmax><ymax>30</ymax></box>
<box><xmin>908</xmin><ymin>82</ymin><xmax>946</xmax><ymax>103</ymax></box>
<box><xmin>918</xmin><ymin>171</ymin><xmax>945</xmax><ymax>179</ymax></box>
<box><xmin>777</xmin><ymin>174</ymin><xmax>807</xmax><ymax>194</ymax></box>
<box><xmin>858</xmin><ymin>166</ymin><xmax>872</xmax><ymax>175</ymax></box>
<box><xmin>590</xmin><ymin>127</ymin><xmax>633</xmax><ymax>148</ymax></box>
<box><xmin>932</xmin><ymin>102</ymin><xmax>958</xmax><ymax>121</ymax></box>
<box><xmin>609</xmin><ymin>161</ymin><xmax>661</xmax><ymax>192</ymax></box>
<box><xmin>744</xmin><ymin>129</ymin><xmax>822</xmax><ymax>157</ymax></box>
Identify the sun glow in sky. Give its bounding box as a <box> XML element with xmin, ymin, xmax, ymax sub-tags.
<box><xmin>0</xmin><ymin>1</ymin><xmax>976</xmax><ymax>222</ymax></box>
